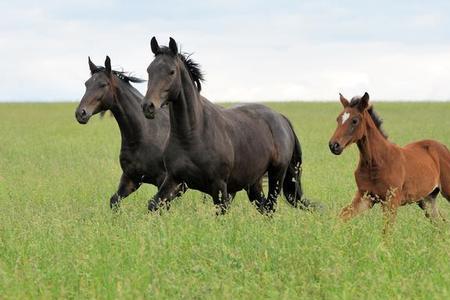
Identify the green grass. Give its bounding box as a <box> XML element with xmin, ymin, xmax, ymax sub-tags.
<box><xmin>0</xmin><ymin>102</ymin><xmax>449</xmax><ymax>299</ymax></box>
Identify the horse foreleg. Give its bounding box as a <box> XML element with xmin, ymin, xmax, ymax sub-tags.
<box><xmin>110</xmin><ymin>173</ymin><xmax>140</xmax><ymax>210</ymax></box>
<box><xmin>148</xmin><ymin>176</ymin><xmax>185</xmax><ymax>212</ymax></box>
<box><xmin>381</xmin><ymin>189</ymin><xmax>402</xmax><ymax>234</ymax></box>
<box><xmin>339</xmin><ymin>191</ymin><xmax>374</xmax><ymax>221</ymax></box>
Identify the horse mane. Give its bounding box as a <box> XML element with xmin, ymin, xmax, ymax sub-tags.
<box><xmin>91</xmin><ymin>66</ymin><xmax>146</xmax><ymax>85</ymax></box>
<box><xmin>155</xmin><ymin>46</ymin><xmax>205</xmax><ymax>92</ymax></box>
<box><xmin>350</xmin><ymin>96</ymin><xmax>388</xmax><ymax>139</ymax></box>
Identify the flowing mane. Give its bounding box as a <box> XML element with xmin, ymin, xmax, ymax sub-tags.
<box><xmin>154</xmin><ymin>46</ymin><xmax>204</xmax><ymax>92</ymax></box>
<box><xmin>350</xmin><ymin>96</ymin><xmax>388</xmax><ymax>139</ymax></box>
<box><xmin>91</xmin><ymin>66</ymin><xmax>146</xmax><ymax>85</ymax></box>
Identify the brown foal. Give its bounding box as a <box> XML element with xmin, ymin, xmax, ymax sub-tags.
<box><xmin>329</xmin><ymin>92</ymin><xmax>450</xmax><ymax>230</ymax></box>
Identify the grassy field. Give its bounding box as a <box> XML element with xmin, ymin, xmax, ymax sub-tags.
<box><xmin>0</xmin><ymin>102</ymin><xmax>449</xmax><ymax>299</ymax></box>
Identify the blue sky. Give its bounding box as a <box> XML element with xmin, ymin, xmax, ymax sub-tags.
<box><xmin>1</xmin><ymin>0</ymin><xmax>450</xmax><ymax>101</ymax></box>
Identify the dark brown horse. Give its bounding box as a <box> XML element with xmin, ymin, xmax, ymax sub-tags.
<box><xmin>329</xmin><ymin>92</ymin><xmax>450</xmax><ymax>230</ymax></box>
<box><xmin>141</xmin><ymin>37</ymin><xmax>313</xmax><ymax>214</ymax></box>
<box><xmin>75</xmin><ymin>56</ymin><xmax>182</xmax><ymax>208</ymax></box>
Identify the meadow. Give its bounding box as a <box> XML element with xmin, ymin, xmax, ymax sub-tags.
<box><xmin>0</xmin><ymin>102</ymin><xmax>449</xmax><ymax>299</ymax></box>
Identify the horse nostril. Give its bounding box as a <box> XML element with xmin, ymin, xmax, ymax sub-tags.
<box><xmin>81</xmin><ymin>109</ymin><xmax>87</xmax><ymax>117</ymax></box>
<box><xmin>329</xmin><ymin>142</ymin><xmax>340</xmax><ymax>152</ymax></box>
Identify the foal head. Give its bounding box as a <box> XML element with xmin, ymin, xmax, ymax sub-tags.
<box><xmin>329</xmin><ymin>92</ymin><xmax>386</xmax><ymax>155</ymax></box>
<box><xmin>142</xmin><ymin>37</ymin><xmax>203</xmax><ymax>119</ymax></box>
<box><xmin>75</xmin><ymin>56</ymin><xmax>144</xmax><ymax>124</ymax></box>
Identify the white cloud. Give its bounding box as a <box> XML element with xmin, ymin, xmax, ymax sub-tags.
<box><xmin>1</xmin><ymin>1</ymin><xmax>450</xmax><ymax>102</ymax></box>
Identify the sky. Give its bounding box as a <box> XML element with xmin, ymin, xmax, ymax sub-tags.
<box><xmin>1</xmin><ymin>0</ymin><xmax>450</xmax><ymax>102</ymax></box>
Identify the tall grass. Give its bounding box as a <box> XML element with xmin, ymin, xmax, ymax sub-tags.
<box><xmin>0</xmin><ymin>102</ymin><xmax>449</xmax><ymax>299</ymax></box>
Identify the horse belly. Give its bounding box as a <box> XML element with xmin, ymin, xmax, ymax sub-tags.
<box><xmin>164</xmin><ymin>150</ymin><xmax>215</xmax><ymax>194</ymax></box>
<box><xmin>228</xmin><ymin>143</ymin><xmax>272</xmax><ymax>191</ymax></box>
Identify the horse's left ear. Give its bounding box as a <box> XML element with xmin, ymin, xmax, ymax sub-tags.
<box><xmin>169</xmin><ymin>37</ymin><xmax>178</xmax><ymax>55</ymax></box>
<box><xmin>358</xmin><ymin>92</ymin><xmax>370</xmax><ymax>112</ymax></box>
<box><xmin>339</xmin><ymin>93</ymin><xmax>349</xmax><ymax>107</ymax></box>
<box><xmin>104</xmin><ymin>56</ymin><xmax>112</xmax><ymax>76</ymax></box>
<box><xmin>88</xmin><ymin>56</ymin><xmax>97</xmax><ymax>74</ymax></box>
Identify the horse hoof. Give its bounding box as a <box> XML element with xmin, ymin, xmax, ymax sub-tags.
<box><xmin>148</xmin><ymin>201</ymin><xmax>159</xmax><ymax>212</ymax></box>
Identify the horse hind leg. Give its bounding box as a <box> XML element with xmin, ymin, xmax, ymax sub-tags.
<box><xmin>259</xmin><ymin>167</ymin><xmax>285</xmax><ymax>214</ymax></box>
<box><xmin>211</xmin><ymin>180</ymin><xmax>232</xmax><ymax>215</ymax></box>
<box><xmin>418</xmin><ymin>188</ymin><xmax>444</xmax><ymax>221</ymax></box>
<box><xmin>246</xmin><ymin>177</ymin><xmax>266</xmax><ymax>208</ymax></box>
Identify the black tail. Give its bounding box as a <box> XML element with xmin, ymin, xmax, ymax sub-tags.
<box><xmin>282</xmin><ymin>117</ymin><xmax>313</xmax><ymax>210</ymax></box>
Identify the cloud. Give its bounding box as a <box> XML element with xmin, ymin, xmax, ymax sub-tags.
<box><xmin>1</xmin><ymin>1</ymin><xmax>450</xmax><ymax>101</ymax></box>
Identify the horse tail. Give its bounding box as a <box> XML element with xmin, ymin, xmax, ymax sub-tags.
<box><xmin>281</xmin><ymin>116</ymin><xmax>313</xmax><ymax>210</ymax></box>
<box><xmin>436</xmin><ymin>142</ymin><xmax>450</xmax><ymax>202</ymax></box>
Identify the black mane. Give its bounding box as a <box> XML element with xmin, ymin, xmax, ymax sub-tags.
<box><xmin>91</xmin><ymin>66</ymin><xmax>145</xmax><ymax>85</ymax></box>
<box><xmin>155</xmin><ymin>46</ymin><xmax>204</xmax><ymax>92</ymax></box>
<box><xmin>350</xmin><ymin>96</ymin><xmax>388</xmax><ymax>138</ymax></box>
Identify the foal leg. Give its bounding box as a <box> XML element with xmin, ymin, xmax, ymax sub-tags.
<box><xmin>381</xmin><ymin>189</ymin><xmax>402</xmax><ymax>234</ymax></box>
<box><xmin>418</xmin><ymin>194</ymin><xmax>445</xmax><ymax>222</ymax></box>
<box><xmin>110</xmin><ymin>173</ymin><xmax>140</xmax><ymax>209</ymax></box>
<box><xmin>148</xmin><ymin>176</ymin><xmax>185</xmax><ymax>212</ymax></box>
<box><xmin>339</xmin><ymin>191</ymin><xmax>374</xmax><ymax>221</ymax></box>
<box><xmin>259</xmin><ymin>168</ymin><xmax>285</xmax><ymax>214</ymax></box>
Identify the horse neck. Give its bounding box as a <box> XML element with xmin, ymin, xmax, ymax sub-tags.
<box><xmin>356</xmin><ymin>112</ymin><xmax>392</xmax><ymax>170</ymax></box>
<box><xmin>110</xmin><ymin>79</ymin><xmax>146</xmax><ymax>146</ymax></box>
<box><xmin>169</xmin><ymin>67</ymin><xmax>203</xmax><ymax>138</ymax></box>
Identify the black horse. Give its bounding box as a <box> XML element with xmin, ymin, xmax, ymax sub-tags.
<box><xmin>75</xmin><ymin>56</ymin><xmax>183</xmax><ymax>208</ymax></box>
<box><xmin>141</xmin><ymin>37</ymin><xmax>312</xmax><ymax>214</ymax></box>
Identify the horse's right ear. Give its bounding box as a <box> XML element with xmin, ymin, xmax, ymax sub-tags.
<box><xmin>169</xmin><ymin>37</ymin><xmax>178</xmax><ymax>55</ymax></box>
<box><xmin>88</xmin><ymin>56</ymin><xmax>97</xmax><ymax>74</ymax></box>
<box><xmin>357</xmin><ymin>92</ymin><xmax>370</xmax><ymax>112</ymax></box>
<box><xmin>339</xmin><ymin>93</ymin><xmax>349</xmax><ymax>108</ymax></box>
<box><xmin>104</xmin><ymin>56</ymin><xmax>112</xmax><ymax>76</ymax></box>
<box><xmin>151</xmin><ymin>37</ymin><xmax>160</xmax><ymax>55</ymax></box>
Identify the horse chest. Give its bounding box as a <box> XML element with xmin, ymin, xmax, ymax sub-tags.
<box><xmin>120</xmin><ymin>150</ymin><xmax>144</xmax><ymax>176</ymax></box>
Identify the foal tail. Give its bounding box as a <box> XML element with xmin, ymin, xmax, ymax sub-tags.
<box><xmin>435</xmin><ymin>142</ymin><xmax>450</xmax><ymax>202</ymax></box>
<box><xmin>282</xmin><ymin>117</ymin><xmax>314</xmax><ymax>210</ymax></box>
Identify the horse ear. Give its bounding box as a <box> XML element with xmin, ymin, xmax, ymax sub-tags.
<box><xmin>150</xmin><ymin>37</ymin><xmax>160</xmax><ymax>55</ymax></box>
<box><xmin>358</xmin><ymin>92</ymin><xmax>370</xmax><ymax>112</ymax></box>
<box><xmin>339</xmin><ymin>93</ymin><xmax>349</xmax><ymax>108</ymax></box>
<box><xmin>169</xmin><ymin>37</ymin><xmax>178</xmax><ymax>55</ymax></box>
<box><xmin>88</xmin><ymin>56</ymin><xmax>97</xmax><ymax>74</ymax></box>
<box><xmin>104</xmin><ymin>56</ymin><xmax>112</xmax><ymax>76</ymax></box>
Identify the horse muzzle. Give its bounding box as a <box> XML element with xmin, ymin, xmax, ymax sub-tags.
<box><xmin>329</xmin><ymin>141</ymin><xmax>343</xmax><ymax>155</ymax></box>
<box><xmin>142</xmin><ymin>102</ymin><xmax>156</xmax><ymax>119</ymax></box>
<box><xmin>75</xmin><ymin>108</ymin><xmax>92</xmax><ymax>124</ymax></box>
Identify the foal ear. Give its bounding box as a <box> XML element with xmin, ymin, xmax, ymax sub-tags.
<box><xmin>104</xmin><ymin>56</ymin><xmax>112</xmax><ymax>76</ymax></box>
<box><xmin>169</xmin><ymin>37</ymin><xmax>178</xmax><ymax>55</ymax></box>
<box><xmin>339</xmin><ymin>93</ymin><xmax>349</xmax><ymax>107</ymax></box>
<box><xmin>150</xmin><ymin>36</ymin><xmax>160</xmax><ymax>55</ymax></box>
<box><xmin>88</xmin><ymin>56</ymin><xmax>97</xmax><ymax>74</ymax></box>
<box><xmin>358</xmin><ymin>92</ymin><xmax>370</xmax><ymax>112</ymax></box>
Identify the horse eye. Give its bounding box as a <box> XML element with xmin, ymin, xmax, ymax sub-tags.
<box><xmin>352</xmin><ymin>118</ymin><xmax>359</xmax><ymax>125</ymax></box>
<box><xmin>169</xmin><ymin>70</ymin><xmax>175</xmax><ymax>75</ymax></box>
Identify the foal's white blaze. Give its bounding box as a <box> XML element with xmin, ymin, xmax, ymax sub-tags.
<box><xmin>341</xmin><ymin>112</ymin><xmax>350</xmax><ymax>124</ymax></box>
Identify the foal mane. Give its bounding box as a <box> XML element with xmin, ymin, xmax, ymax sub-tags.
<box><xmin>155</xmin><ymin>47</ymin><xmax>205</xmax><ymax>92</ymax></box>
<box><xmin>350</xmin><ymin>96</ymin><xmax>388</xmax><ymax>139</ymax></box>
